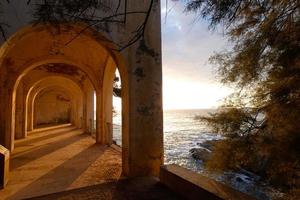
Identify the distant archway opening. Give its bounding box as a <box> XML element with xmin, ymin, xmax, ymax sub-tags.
<box><xmin>112</xmin><ymin>69</ymin><xmax>122</xmax><ymax>146</ymax></box>
<box><xmin>14</xmin><ymin>65</ymin><xmax>92</xmax><ymax>140</ymax></box>
<box><xmin>33</xmin><ymin>87</ymin><xmax>72</xmax><ymax>128</ymax></box>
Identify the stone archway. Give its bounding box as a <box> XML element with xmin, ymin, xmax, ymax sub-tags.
<box><xmin>26</xmin><ymin>76</ymin><xmax>85</xmax><ymax>132</ymax></box>
<box><xmin>0</xmin><ymin>23</ymin><xmax>131</xmax><ymax>173</ymax></box>
<box><xmin>0</xmin><ymin>19</ymin><xmax>162</xmax><ymax>177</ymax></box>
<box><xmin>0</xmin><ymin>24</ymin><xmax>127</xmax><ymax>147</ymax></box>
<box><xmin>20</xmin><ymin>65</ymin><xmax>95</xmax><ymax>136</ymax></box>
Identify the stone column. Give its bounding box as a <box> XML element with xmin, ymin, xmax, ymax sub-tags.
<box><xmin>70</xmin><ymin>100</ymin><xmax>77</xmax><ymax>127</ymax></box>
<box><xmin>0</xmin><ymin>88</ymin><xmax>11</xmax><ymax>150</ymax></box>
<box><xmin>15</xmin><ymin>81</ymin><xmax>26</xmax><ymax>139</ymax></box>
<box><xmin>27</xmin><ymin>96</ymin><xmax>34</xmax><ymax>132</ymax></box>
<box><xmin>0</xmin><ymin>77</ymin><xmax>15</xmax><ymax>151</ymax></box>
<box><xmin>102</xmin><ymin>58</ymin><xmax>116</xmax><ymax>146</ymax></box>
<box><xmin>85</xmin><ymin>88</ymin><xmax>95</xmax><ymax>134</ymax></box>
<box><xmin>95</xmin><ymin>91</ymin><xmax>103</xmax><ymax>144</ymax></box>
<box><xmin>82</xmin><ymin>95</ymin><xmax>87</xmax><ymax>131</ymax></box>
<box><xmin>124</xmin><ymin>0</ymin><xmax>163</xmax><ymax>177</ymax></box>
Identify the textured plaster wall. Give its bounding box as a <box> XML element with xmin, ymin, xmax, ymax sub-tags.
<box><xmin>34</xmin><ymin>90</ymin><xmax>71</xmax><ymax>127</ymax></box>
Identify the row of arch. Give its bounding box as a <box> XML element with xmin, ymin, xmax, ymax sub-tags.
<box><xmin>0</xmin><ymin>24</ymin><xmax>130</xmax><ymax>172</ymax></box>
<box><xmin>16</xmin><ymin>76</ymin><xmax>84</xmax><ymax>139</ymax></box>
<box><xmin>0</xmin><ymin>14</ymin><xmax>164</xmax><ymax>177</ymax></box>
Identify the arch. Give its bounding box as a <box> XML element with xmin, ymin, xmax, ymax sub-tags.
<box><xmin>0</xmin><ymin>1</ymin><xmax>163</xmax><ymax>178</ymax></box>
<box><xmin>25</xmin><ymin>76</ymin><xmax>84</xmax><ymax>133</ymax></box>
<box><xmin>18</xmin><ymin>64</ymin><xmax>95</xmax><ymax>136</ymax></box>
<box><xmin>0</xmin><ymin>23</ymin><xmax>130</xmax><ymax>174</ymax></box>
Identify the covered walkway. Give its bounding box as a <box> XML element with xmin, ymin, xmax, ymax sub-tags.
<box><xmin>0</xmin><ymin>125</ymin><xmax>122</xmax><ymax>200</ymax></box>
<box><xmin>0</xmin><ymin>2</ymin><xmax>164</xmax><ymax>198</ymax></box>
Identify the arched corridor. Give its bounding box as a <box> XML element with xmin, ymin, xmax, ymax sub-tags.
<box><xmin>0</xmin><ymin>124</ymin><xmax>122</xmax><ymax>199</ymax></box>
<box><xmin>0</xmin><ymin>24</ymin><xmax>128</xmax><ymax>198</ymax></box>
<box><xmin>0</xmin><ymin>24</ymin><xmax>127</xmax><ymax>150</ymax></box>
<box><xmin>0</xmin><ymin>1</ymin><xmax>163</xmax><ymax>198</ymax></box>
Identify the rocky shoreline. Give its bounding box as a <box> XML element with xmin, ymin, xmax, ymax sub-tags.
<box><xmin>189</xmin><ymin>139</ymin><xmax>283</xmax><ymax>200</ymax></box>
<box><xmin>190</xmin><ymin>139</ymin><xmax>216</xmax><ymax>162</ymax></box>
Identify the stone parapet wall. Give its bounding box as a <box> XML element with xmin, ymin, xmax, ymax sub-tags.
<box><xmin>160</xmin><ymin>164</ymin><xmax>256</xmax><ymax>200</ymax></box>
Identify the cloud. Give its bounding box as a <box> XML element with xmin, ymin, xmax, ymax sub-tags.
<box><xmin>161</xmin><ymin>1</ymin><xmax>232</xmax><ymax>109</ymax></box>
<box><xmin>161</xmin><ymin>1</ymin><xmax>229</xmax><ymax>83</ymax></box>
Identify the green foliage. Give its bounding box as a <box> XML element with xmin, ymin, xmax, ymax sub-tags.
<box><xmin>187</xmin><ymin>0</ymin><xmax>300</xmax><ymax>190</ymax></box>
<box><xmin>199</xmin><ymin>108</ymin><xmax>264</xmax><ymax>138</ymax></box>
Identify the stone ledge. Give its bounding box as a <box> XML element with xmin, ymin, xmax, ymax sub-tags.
<box><xmin>160</xmin><ymin>164</ymin><xmax>256</xmax><ymax>200</ymax></box>
<box><xmin>0</xmin><ymin>145</ymin><xmax>10</xmax><ymax>189</ymax></box>
<box><xmin>28</xmin><ymin>123</ymin><xmax>73</xmax><ymax>134</ymax></box>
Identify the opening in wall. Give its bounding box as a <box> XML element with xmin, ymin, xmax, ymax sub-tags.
<box><xmin>113</xmin><ymin>69</ymin><xmax>122</xmax><ymax>146</ymax></box>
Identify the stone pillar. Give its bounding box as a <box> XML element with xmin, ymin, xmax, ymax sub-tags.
<box><xmin>0</xmin><ymin>145</ymin><xmax>9</xmax><ymax>188</ymax></box>
<box><xmin>27</xmin><ymin>97</ymin><xmax>34</xmax><ymax>132</ymax></box>
<box><xmin>70</xmin><ymin>100</ymin><xmax>77</xmax><ymax>126</ymax></box>
<box><xmin>0</xmin><ymin>88</ymin><xmax>10</xmax><ymax>149</ymax></box>
<box><xmin>15</xmin><ymin>81</ymin><xmax>26</xmax><ymax>139</ymax></box>
<box><xmin>24</xmin><ymin>89</ymin><xmax>29</xmax><ymax>135</ymax></box>
<box><xmin>95</xmin><ymin>91</ymin><xmax>102</xmax><ymax>144</ymax></box>
<box><xmin>0</xmin><ymin>83</ymin><xmax>15</xmax><ymax>151</ymax></box>
<box><xmin>82</xmin><ymin>96</ymin><xmax>87</xmax><ymax>131</ymax></box>
<box><xmin>124</xmin><ymin>0</ymin><xmax>163</xmax><ymax>177</ymax></box>
<box><xmin>96</xmin><ymin>89</ymin><xmax>110</xmax><ymax>145</ymax></box>
<box><xmin>85</xmin><ymin>88</ymin><xmax>95</xmax><ymax>134</ymax></box>
<box><xmin>102</xmin><ymin>58</ymin><xmax>116</xmax><ymax>146</ymax></box>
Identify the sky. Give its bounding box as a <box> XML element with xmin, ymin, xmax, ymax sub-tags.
<box><xmin>161</xmin><ymin>1</ymin><xmax>232</xmax><ymax>110</ymax></box>
<box><xmin>114</xmin><ymin>1</ymin><xmax>233</xmax><ymax>110</ymax></box>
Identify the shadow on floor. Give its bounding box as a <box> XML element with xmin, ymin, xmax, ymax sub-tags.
<box><xmin>35</xmin><ymin>123</ymin><xmax>71</xmax><ymax>129</ymax></box>
<box><xmin>14</xmin><ymin>127</ymin><xmax>77</xmax><ymax>148</ymax></box>
<box><xmin>8</xmin><ymin>144</ymin><xmax>108</xmax><ymax>200</ymax></box>
<box><xmin>29</xmin><ymin>177</ymin><xmax>183</xmax><ymax>200</ymax></box>
<box><xmin>11</xmin><ymin>131</ymin><xmax>86</xmax><ymax>170</ymax></box>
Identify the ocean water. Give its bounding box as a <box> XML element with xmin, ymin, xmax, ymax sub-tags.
<box><xmin>163</xmin><ymin>109</ymin><xmax>222</xmax><ymax>171</ymax></box>
<box><xmin>112</xmin><ymin>109</ymin><xmax>282</xmax><ymax>200</ymax></box>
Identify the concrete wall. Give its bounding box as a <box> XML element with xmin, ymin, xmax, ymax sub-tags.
<box><xmin>34</xmin><ymin>90</ymin><xmax>71</xmax><ymax>127</ymax></box>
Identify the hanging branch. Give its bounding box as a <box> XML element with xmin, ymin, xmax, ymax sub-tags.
<box><xmin>0</xmin><ymin>0</ymin><xmax>9</xmax><ymax>41</ymax></box>
<box><xmin>29</xmin><ymin>0</ymin><xmax>155</xmax><ymax>51</ymax></box>
<box><xmin>118</xmin><ymin>0</ymin><xmax>154</xmax><ymax>51</ymax></box>
<box><xmin>0</xmin><ymin>25</ymin><xmax>7</xmax><ymax>40</ymax></box>
<box><xmin>0</xmin><ymin>0</ymin><xmax>155</xmax><ymax>51</ymax></box>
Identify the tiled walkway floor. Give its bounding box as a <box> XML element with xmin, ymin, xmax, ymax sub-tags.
<box><xmin>0</xmin><ymin>125</ymin><xmax>122</xmax><ymax>200</ymax></box>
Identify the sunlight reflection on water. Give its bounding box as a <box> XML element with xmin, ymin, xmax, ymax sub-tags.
<box><xmin>112</xmin><ymin>109</ymin><xmax>282</xmax><ymax>200</ymax></box>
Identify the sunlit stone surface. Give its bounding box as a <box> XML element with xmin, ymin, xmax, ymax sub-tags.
<box><xmin>0</xmin><ymin>126</ymin><xmax>122</xmax><ymax>199</ymax></box>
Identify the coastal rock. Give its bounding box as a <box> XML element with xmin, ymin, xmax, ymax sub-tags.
<box><xmin>189</xmin><ymin>148</ymin><xmax>211</xmax><ymax>161</ymax></box>
<box><xmin>197</xmin><ymin>140</ymin><xmax>218</xmax><ymax>151</ymax></box>
<box><xmin>238</xmin><ymin>169</ymin><xmax>261</xmax><ymax>182</ymax></box>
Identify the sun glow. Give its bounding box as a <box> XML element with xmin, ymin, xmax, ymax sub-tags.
<box><xmin>163</xmin><ymin>77</ymin><xmax>232</xmax><ymax>110</ymax></box>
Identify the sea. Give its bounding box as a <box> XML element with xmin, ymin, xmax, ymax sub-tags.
<box><xmin>112</xmin><ymin>109</ymin><xmax>283</xmax><ymax>200</ymax></box>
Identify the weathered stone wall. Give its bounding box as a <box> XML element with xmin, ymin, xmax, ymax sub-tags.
<box><xmin>34</xmin><ymin>90</ymin><xmax>71</xmax><ymax>127</ymax></box>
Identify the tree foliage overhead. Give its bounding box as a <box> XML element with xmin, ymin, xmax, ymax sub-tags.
<box><xmin>1</xmin><ymin>0</ymin><xmax>155</xmax><ymax>51</ymax></box>
<box><xmin>0</xmin><ymin>0</ymin><xmax>158</xmax><ymax>97</ymax></box>
<box><xmin>185</xmin><ymin>0</ymin><xmax>300</xmax><ymax>190</ymax></box>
